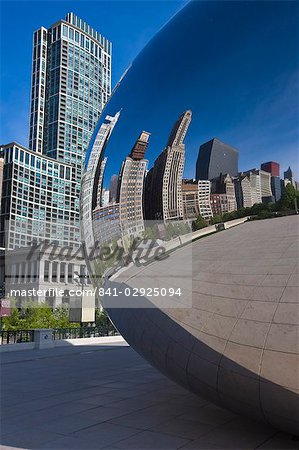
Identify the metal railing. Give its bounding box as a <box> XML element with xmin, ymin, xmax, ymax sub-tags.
<box><xmin>0</xmin><ymin>329</ymin><xmax>34</xmax><ymax>345</ymax></box>
<box><xmin>52</xmin><ymin>326</ymin><xmax>119</xmax><ymax>340</ymax></box>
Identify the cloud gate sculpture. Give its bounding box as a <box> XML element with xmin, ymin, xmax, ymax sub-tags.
<box><xmin>81</xmin><ymin>1</ymin><xmax>299</xmax><ymax>436</ymax></box>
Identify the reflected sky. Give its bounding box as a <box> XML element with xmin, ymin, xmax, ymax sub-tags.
<box><xmin>86</xmin><ymin>0</ymin><xmax>298</xmax><ymax>185</ymax></box>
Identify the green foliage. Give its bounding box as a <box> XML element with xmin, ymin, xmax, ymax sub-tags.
<box><xmin>2</xmin><ymin>301</ymin><xmax>80</xmax><ymax>330</ymax></box>
<box><xmin>278</xmin><ymin>184</ymin><xmax>299</xmax><ymax>210</ymax></box>
<box><xmin>256</xmin><ymin>209</ymin><xmax>272</xmax><ymax>220</ymax></box>
<box><xmin>165</xmin><ymin>222</ymin><xmax>180</xmax><ymax>239</ymax></box>
<box><xmin>142</xmin><ymin>227</ymin><xmax>156</xmax><ymax>240</ymax></box>
<box><xmin>95</xmin><ymin>308</ymin><xmax>110</xmax><ymax>327</ymax></box>
<box><xmin>192</xmin><ymin>215</ymin><xmax>208</xmax><ymax>231</ymax></box>
<box><xmin>210</xmin><ymin>215</ymin><xmax>222</xmax><ymax>224</ymax></box>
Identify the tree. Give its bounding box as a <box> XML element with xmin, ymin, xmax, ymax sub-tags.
<box><xmin>2</xmin><ymin>301</ymin><xmax>80</xmax><ymax>330</ymax></box>
<box><xmin>192</xmin><ymin>215</ymin><xmax>208</xmax><ymax>231</ymax></box>
<box><xmin>279</xmin><ymin>184</ymin><xmax>299</xmax><ymax>210</ymax></box>
<box><xmin>210</xmin><ymin>215</ymin><xmax>222</xmax><ymax>225</ymax></box>
<box><xmin>142</xmin><ymin>227</ymin><xmax>155</xmax><ymax>240</ymax></box>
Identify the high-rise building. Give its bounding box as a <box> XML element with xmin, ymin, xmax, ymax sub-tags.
<box><xmin>0</xmin><ymin>143</ymin><xmax>89</xmax><ymax>304</ymax></box>
<box><xmin>1</xmin><ymin>13</ymin><xmax>112</xmax><ymax>305</ymax></box>
<box><xmin>29</xmin><ymin>12</ymin><xmax>111</xmax><ymax>184</ymax></box>
<box><xmin>243</xmin><ymin>169</ymin><xmax>273</xmax><ymax>204</ymax></box>
<box><xmin>118</xmin><ymin>131</ymin><xmax>150</xmax><ymax>239</ymax></box>
<box><xmin>261</xmin><ymin>161</ymin><xmax>280</xmax><ymax>177</ymax></box>
<box><xmin>145</xmin><ymin>111</ymin><xmax>192</xmax><ymax>221</ymax></box>
<box><xmin>271</xmin><ymin>176</ymin><xmax>282</xmax><ymax>202</ymax></box>
<box><xmin>0</xmin><ymin>143</ymin><xmax>79</xmax><ymax>250</ymax></box>
<box><xmin>109</xmin><ymin>174</ymin><xmax>119</xmax><ymax>203</ymax></box>
<box><xmin>196</xmin><ymin>138</ymin><xmax>239</xmax><ymax>181</ymax></box>
<box><xmin>283</xmin><ymin>166</ymin><xmax>297</xmax><ymax>190</ymax></box>
<box><xmin>197</xmin><ymin>180</ymin><xmax>213</xmax><ymax>221</ymax></box>
<box><xmin>210</xmin><ymin>194</ymin><xmax>231</xmax><ymax>216</ymax></box>
<box><xmin>211</xmin><ymin>173</ymin><xmax>237</xmax><ymax>212</ymax></box>
<box><xmin>0</xmin><ymin>157</ymin><xmax>4</xmax><ymax>213</ymax></box>
<box><xmin>234</xmin><ymin>175</ymin><xmax>254</xmax><ymax>209</ymax></box>
<box><xmin>284</xmin><ymin>166</ymin><xmax>293</xmax><ymax>181</ymax></box>
<box><xmin>182</xmin><ymin>181</ymin><xmax>199</xmax><ymax>220</ymax></box>
<box><xmin>81</xmin><ymin>112</ymin><xmax>120</xmax><ymax>251</ymax></box>
<box><xmin>260</xmin><ymin>162</ymin><xmax>281</xmax><ymax>203</ymax></box>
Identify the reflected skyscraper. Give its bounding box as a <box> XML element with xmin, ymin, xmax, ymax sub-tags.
<box><xmin>196</xmin><ymin>138</ymin><xmax>239</xmax><ymax>181</ymax></box>
<box><xmin>211</xmin><ymin>173</ymin><xmax>237</xmax><ymax>213</ymax></box>
<box><xmin>234</xmin><ymin>174</ymin><xmax>254</xmax><ymax>209</ymax></box>
<box><xmin>109</xmin><ymin>174</ymin><xmax>119</xmax><ymax>203</ymax></box>
<box><xmin>145</xmin><ymin>110</ymin><xmax>192</xmax><ymax>221</ymax></box>
<box><xmin>81</xmin><ymin>112</ymin><xmax>120</xmax><ymax>250</ymax></box>
<box><xmin>118</xmin><ymin>132</ymin><xmax>150</xmax><ymax>240</ymax></box>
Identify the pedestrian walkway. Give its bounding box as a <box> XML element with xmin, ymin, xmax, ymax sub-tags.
<box><xmin>1</xmin><ymin>339</ymin><xmax>298</xmax><ymax>449</ymax></box>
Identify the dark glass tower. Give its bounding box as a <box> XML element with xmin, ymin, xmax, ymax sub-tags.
<box><xmin>196</xmin><ymin>138</ymin><xmax>239</xmax><ymax>180</ymax></box>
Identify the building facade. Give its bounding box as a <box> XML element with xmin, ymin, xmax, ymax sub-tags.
<box><xmin>198</xmin><ymin>180</ymin><xmax>213</xmax><ymax>221</ymax></box>
<box><xmin>234</xmin><ymin>175</ymin><xmax>254</xmax><ymax>209</ymax></box>
<box><xmin>182</xmin><ymin>181</ymin><xmax>199</xmax><ymax>220</ymax></box>
<box><xmin>81</xmin><ymin>112</ymin><xmax>120</xmax><ymax>252</ymax></box>
<box><xmin>211</xmin><ymin>173</ymin><xmax>237</xmax><ymax>212</ymax></box>
<box><xmin>1</xmin><ymin>13</ymin><xmax>111</xmax><ymax>305</ymax></box>
<box><xmin>118</xmin><ymin>131</ymin><xmax>150</xmax><ymax>239</ymax></box>
<box><xmin>145</xmin><ymin>111</ymin><xmax>192</xmax><ymax>221</ymax></box>
<box><xmin>211</xmin><ymin>194</ymin><xmax>230</xmax><ymax>216</ymax></box>
<box><xmin>196</xmin><ymin>138</ymin><xmax>239</xmax><ymax>181</ymax></box>
<box><xmin>0</xmin><ymin>143</ymin><xmax>79</xmax><ymax>250</ymax></box>
<box><xmin>271</xmin><ymin>176</ymin><xmax>282</xmax><ymax>202</ymax></box>
<box><xmin>261</xmin><ymin>161</ymin><xmax>280</xmax><ymax>177</ymax></box>
<box><xmin>29</xmin><ymin>12</ymin><xmax>111</xmax><ymax>183</ymax></box>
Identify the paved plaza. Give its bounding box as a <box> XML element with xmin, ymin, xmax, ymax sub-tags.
<box><xmin>1</xmin><ymin>339</ymin><xmax>298</xmax><ymax>449</ymax></box>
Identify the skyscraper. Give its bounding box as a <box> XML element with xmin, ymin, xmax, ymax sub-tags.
<box><xmin>196</xmin><ymin>138</ymin><xmax>239</xmax><ymax>181</ymax></box>
<box><xmin>243</xmin><ymin>169</ymin><xmax>273</xmax><ymax>204</ymax></box>
<box><xmin>260</xmin><ymin>162</ymin><xmax>281</xmax><ymax>203</ymax></box>
<box><xmin>261</xmin><ymin>161</ymin><xmax>280</xmax><ymax>177</ymax></box>
<box><xmin>1</xmin><ymin>13</ymin><xmax>112</xmax><ymax>305</ymax></box>
<box><xmin>284</xmin><ymin>166</ymin><xmax>293</xmax><ymax>181</ymax></box>
<box><xmin>81</xmin><ymin>112</ymin><xmax>120</xmax><ymax>251</ymax></box>
<box><xmin>211</xmin><ymin>173</ymin><xmax>237</xmax><ymax>212</ymax></box>
<box><xmin>271</xmin><ymin>177</ymin><xmax>282</xmax><ymax>202</ymax></box>
<box><xmin>118</xmin><ymin>131</ymin><xmax>150</xmax><ymax>240</ymax></box>
<box><xmin>145</xmin><ymin>110</ymin><xmax>192</xmax><ymax>221</ymax></box>
<box><xmin>29</xmin><ymin>12</ymin><xmax>112</xmax><ymax>182</ymax></box>
<box><xmin>197</xmin><ymin>180</ymin><xmax>213</xmax><ymax>221</ymax></box>
<box><xmin>182</xmin><ymin>181</ymin><xmax>199</xmax><ymax>220</ymax></box>
<box><xmin>234</xmin><ymin>174</ymin><xmax>254</xmax><ymax>208</ymax></box>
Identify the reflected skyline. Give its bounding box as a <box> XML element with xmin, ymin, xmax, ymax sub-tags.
<box><xmin>86</xmin><ymin>1</ymin><xmax>298</xmax><ymax>183</ymax></box>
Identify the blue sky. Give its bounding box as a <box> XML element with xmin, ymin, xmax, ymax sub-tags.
<box><xmin>0</xmin><ymin>0</ymin><xmax>187</xmax><ymax>145</ymax></box>
<box><xmin>1</xmin><ymin>0</ymin><xmax>298</xmax><ymax>179</ymax></box>
<box><xmin>84</xmin><ymin>1</ymin><xmax>299</xmax><ymax>183</ymax></box>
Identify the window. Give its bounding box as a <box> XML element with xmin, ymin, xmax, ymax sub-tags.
<box><xmin>68</xmin><ymin>264</ymin><xmax>73</xmax><ymax>283</ymax></box>
<box><xmin>62</xmin><ymin>25</ymin><xmax>68</xmax><ymax>37</ymax></box>
<box><xmin>44</xmin><ymin>261</ymin><xmax>49</xmax><ymax>281</ymax></box>
<box><xmin>60</xmin><ymin>263</ymin><xmax>66</xmax><ymax>282</ymax></box>
<box><xmin>52</xmin><ymin>262</ymin><xmax>58</xmax><ymax>281</ymax></box>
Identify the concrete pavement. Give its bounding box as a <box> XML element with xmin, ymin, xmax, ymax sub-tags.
<box><xmin>1</xmin><ymin>340</ymin><xmax>298</xmax><ymax>449</ymax></box>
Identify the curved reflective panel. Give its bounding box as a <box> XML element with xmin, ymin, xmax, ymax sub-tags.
<box><xmin>81</xmin><ymin>1</ymin><xmax>299</xmax><ymax>435</ymax></box>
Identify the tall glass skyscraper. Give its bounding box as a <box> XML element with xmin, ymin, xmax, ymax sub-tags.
<box><xmin>29</xmin><ymin>12</ymin><xmax>112</xmax><ymax>182</ymax></box>
<box><xmin>0</xmin><ymin>13</ymin><xmax>112</xmax><ymax>304</ymax></box>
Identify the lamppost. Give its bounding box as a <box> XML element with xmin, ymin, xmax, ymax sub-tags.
<box><xmin>73</xmin><ymin>270</ymin><xmax>83</xmax><ymax>329</ymax></box>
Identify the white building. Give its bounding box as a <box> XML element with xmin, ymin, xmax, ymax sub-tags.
<box><xmin>198</xmin><ymin>180</ymin><xmax>213</xmax><ymax>221</ymax></box>
<box><xmin>118</xmin><ymin>132</ymin><xmax>150</xmax><ymax>240</ymax></box>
